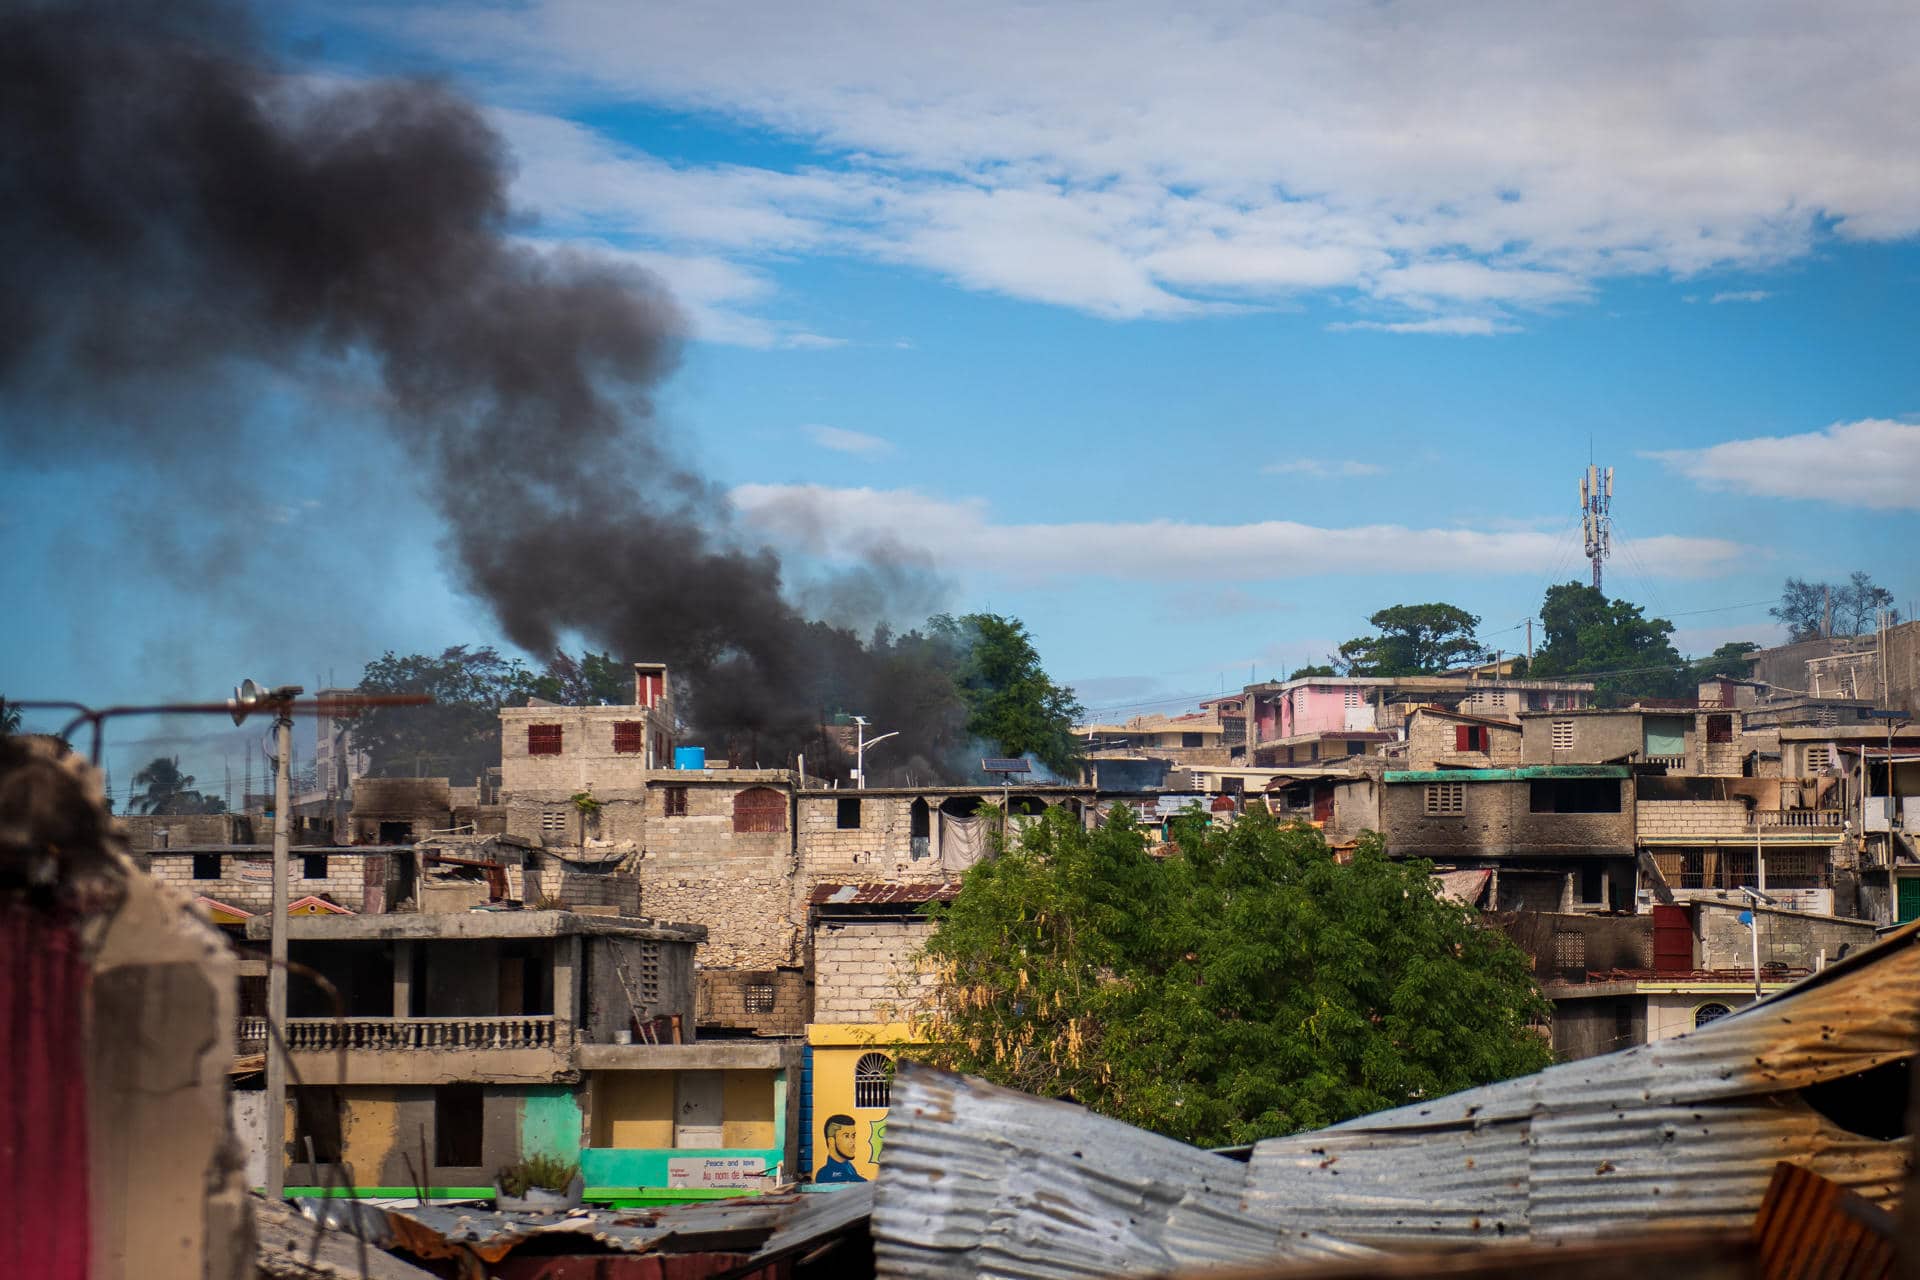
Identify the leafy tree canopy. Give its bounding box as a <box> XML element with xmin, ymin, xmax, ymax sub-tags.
<box><xmin>1336</xmin><ymin>603</ymin><xmax>1485</xmax><ymax>676</ymax></box>
<box><xmin>918</xmin><ymin>807</ymin><xmax>1551</xmax><ymax>1147</ymax></box>
<box><xmin>1770</xmin><ymin>573</ymin><xmax>1901</xmax><ymax>642</ymax></box>
<box><xmin>0</xmin><ymin>697</ymin><xmax>19</xmax><ymax>736</ymax></box>
<box><xmin>519</xmin><ymin>650</ymin><xmax>631</xmax><ymax>706</ymax></box>
<box><xmin>932</xmin><ymin>613</ymin><xmax>1085</xmax><ymax>776</ymax></box>
<box><xmin>348</xmin><ymin>645</ymin><xmax>532</xmax><ymax>785</ymax></box>
<box><xmin>1287</xmin><ymin>664</ymin><xmax>1337</xmax><ymax>680</ymax></box>
<box><xmin>132</xmin><ymin>755</ymin><xmax>226</xmax><ymax>815</ymax></box>
<box><xmin>1701</xmin><ymin>641</ymin><xmax>1761</xmax><ymax>679</ymax></box>
<box><xmin>1527</xmin><ymin>583</ymin><xmax>1690</xmax><ymax>703</ymax></box>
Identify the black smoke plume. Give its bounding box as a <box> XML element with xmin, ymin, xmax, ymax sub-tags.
<box><xmin>0</xmin><ymin>0</ymin><xmax>965</xmax><ymax>777</ymax></box>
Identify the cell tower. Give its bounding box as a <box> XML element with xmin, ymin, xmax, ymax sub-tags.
<box><xmin>1580</xmin><ymin>463</ymin><xmax>1613</xmax><ymax>592</ymax></box>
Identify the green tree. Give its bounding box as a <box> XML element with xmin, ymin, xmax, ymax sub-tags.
<box><xmin>934</xmin><ymin>614</ymin><xmax>1085</xmax><ymax>775</ymax></box>
<box><xmin>521</xmin><ymin>650</ymin><xmax>632</xmax><ymax>706</ymax></box>
<box><xmin>1770</xmin><ymin>573</ymin><xmax>1901</xmax><ymax>641</ymax></box>
<box><xmin>347</xmin><ymin>645</ymin><xmax>530</xmax><ymax>785</ymax></box>
<box><xmin>918</xmin><ymin>806</ymin><xmax>1551</xmax><ymax>1147</ymax></box>
<box><xmin>1701</xmin><ymin>641</ymin><xmax>1761</xmax><ymax>678</ymax></box>
<box><xmin>0</xmin><ymin>697</ymin><xmax>19</xmax><ymax>735</ymax></box>
<box><xmin>1527</xmin><ymin>583</ymin><xmax>1689</xmax><ymax>702</ymax></box>
<box><xmin>130</xmin><ymin>755</ymin><xmax>224</xmax><ymax>815</ymax></box>
<box><xmin>1287</xmin><ymin>664</ymin><xmax>1336</xmax><ymax>680</ymax></box>
<box><xmin>1336</xmin><ymin>603</ymin><xmax>1485</xmax><ymax>676</ymax></box>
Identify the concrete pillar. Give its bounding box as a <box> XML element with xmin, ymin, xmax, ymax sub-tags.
<box><xmin>929</xmin><ymin>796</ymin><xmax>943</xmax><ymax>865</ymax></box>
<box><xmin>554</xmin><ymin>933</ymin><xmax>582</xmax><ymax>1045</ymax></box>
<box><xmin>392</xmin><ymin>939</ymin><xmax>413</xmax><ymax>1018</ymax></box>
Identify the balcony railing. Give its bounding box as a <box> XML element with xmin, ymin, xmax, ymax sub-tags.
<box><xmin>1747</xmin><ymin>809</ymin><xmax>1845</xmax><ymax>829</ymax></box>
<box><xmin>283</xmin><ymin>1015</ymin><xmax>558</xmax><ymax>1052</ymax></box>
<box><xmin>236</xmin><ymin>1015</ymin><xmax>268</xmax><ymax>1052</ymax></box>
<box><xmin>1638</xmin><ymin>754</ymin><xmax>1687</xmax><ymax>769</ymax></box>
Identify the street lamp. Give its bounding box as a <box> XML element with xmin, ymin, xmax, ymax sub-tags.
<box><xmin>231</xmin><ymin>679</ymin><xmax>303</xmax><ymax>1201</ymax></box>
<box><xmin>850</xmin><ymin>716</ymin><xmax>900</xmax><ymax>789</ymax></box>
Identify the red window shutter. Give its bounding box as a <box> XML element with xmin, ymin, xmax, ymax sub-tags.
<box><xmin>527</xmin><ymin>724</ymin><xmax>563</xmax><ymax>756</ymax></box>
<box><xmin>732</xmin><ymin>788</ymin><xmax>787</xmax><ymax>834</ymax></box>
<box><xmin>1456</xmin><ymin>725</ymin><xmax>1472</xmax><ymax>752</ymax></box>
<box><xmin>613</xmin><ymin>721</ymin><xmax>644</xmax><ymax>754</ymax></box>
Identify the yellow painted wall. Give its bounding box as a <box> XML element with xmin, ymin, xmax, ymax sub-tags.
<box><xmin>592</xmin><ymin>1073</ymin><xmax>674</xmax><ymax>1149</ymax></box>
<box><xmin>284</xmin><ymin>1087</ymin><xmax>401</xmax><ymax>1180</ymax></box>
<box><xmin>807</xmin><ymin>1026</ymin><xmax>919</xmax><ymax>1183</ymax></box>
<box><xmin>720</xmin><ymin>1070</ymin><xmax>777</xmax><ymax>1149</ymax></box>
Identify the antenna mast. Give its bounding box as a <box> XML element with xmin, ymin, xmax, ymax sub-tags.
<box><xmin>1580</xmin><ymin>464</ymin><xmax>1613</xmax><ymax>593</ymax></box>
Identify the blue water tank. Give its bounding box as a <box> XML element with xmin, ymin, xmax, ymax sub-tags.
<box><xmin>673</xmin><ymin>746</ymin><xmax>707</xmax><ymax>771</ymax></box>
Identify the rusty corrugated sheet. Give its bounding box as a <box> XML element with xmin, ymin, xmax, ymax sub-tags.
<box><xmin>810</xmin><ymin>882</ymin><xmax>962</xmax><ymax>907</ymax></box>
<box><xmin>1240</xmin><ymin>921</ymin><xmax>1919</xmax><ymax>1245</ymax></box>
<box><xmin>871</xmin><ymin>1067</ymin><xmax>1376</xmax><ymax>1278</ymax></box>
<box><xmin>872</xmin><ymin>923</ymin><xmax>1918</xmax><ymax>1272</ymax></box>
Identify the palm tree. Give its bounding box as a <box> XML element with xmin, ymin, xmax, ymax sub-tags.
<box><xmin>0</xmin><ymin>697</ymin><xmax>20</xmax><ymax>735</ymax></box>
<box><xmin>133</xmin><ymin>756</ymin><xmax>196</xmax><ymax>815</ymax></box>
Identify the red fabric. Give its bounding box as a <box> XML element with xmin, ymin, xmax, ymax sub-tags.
<box><xmin>1</xmin><ymin>902</ymin><xmax>91</xmax><ymax>1278</ymax></box>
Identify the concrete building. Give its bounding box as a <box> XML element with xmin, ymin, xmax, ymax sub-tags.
<box><xmin>1401</xmin><ymin>705</ymin><xmax>1524</xmax><ymax>771</ymax></box>
<box><xmin>1496</xmin><ymin>902</ymin><xmax>1877</xmax><ymax>1060</ymax></box>
<box><xmin>1241</xmin><ymin>674</ymin><xmax>1594</xmax><ymax>766</ymax></box>
<box><xmin>237</xmin><ymin>907</ymin><xmax>803</xmax><ymax>1199</ymax></box>
<box><xmin>1074</xmin><ymin>709</ymin><xmax>1234</xmax><ymax>767</ymax></box>
<box><xmin>1364</xmin><ymin>765</ymin><xmax>1638</xmax><ymax>913</ymax></box>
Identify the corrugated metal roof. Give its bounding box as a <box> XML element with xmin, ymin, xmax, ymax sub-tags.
<box><xmin>871</xmin><ymin>1067</ymin><xmax>1376</xmax><ymax>1278</ymax></box>
<box><xmin>870</xmin><ymin>922</ymin><xmax>1919</xmax><ymax>1271</ymax></box>
<box><xmin>293</xmin><ymin>1187</ymin><xmax>872</xmax><ymax>1267</ymax></box>
<box><xmin>811</xmin><ymin>882</ymin><xmax>963</xmax><ymax>907</ymax></box>
<box><xmin>1241</xmin><ymin>919</ymin><xmax>1920</xmax><ymax>1244</ymax></box>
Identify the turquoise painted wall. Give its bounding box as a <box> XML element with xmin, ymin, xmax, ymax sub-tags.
<box><xmin>519</xmin><ymin>1086</ymin><xmax>583</xmax><ymax>1162</ymax></box>
<box><xmin>581</xmin><ymin>1145</ymin><xmax>784</xmax><ymax>1189</ymax></box>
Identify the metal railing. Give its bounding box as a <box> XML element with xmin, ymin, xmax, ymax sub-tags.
<box><xmin>1747</xmin><ymin>809</ymin><xmax>1845</xmax><ymax>829</ymax></box>
<box><xmin>282</xmin><ymin>1015</ymin><xmax>558</xmax><ymax>1052</ymax></box>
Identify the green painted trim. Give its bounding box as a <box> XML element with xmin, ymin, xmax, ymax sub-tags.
<box><xmin>1385</xmin><ymin>765</ymin><xmax>1632</xmax><ymax>782</ymax></box>
<box><xmin>279</xmin><ymin>1187</ymin><xmax>492</xmax><ymax>1198</ymax></box>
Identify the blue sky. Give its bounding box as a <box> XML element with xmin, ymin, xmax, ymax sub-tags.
<box><xmin>6</xmin><ymin>1</ymin><xmax>1919</xmax><ymax>797</ymax></box>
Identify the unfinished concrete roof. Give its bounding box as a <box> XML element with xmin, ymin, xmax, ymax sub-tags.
<box><xmin>243</xmin><ymin>908</ymin><xmax>705</xmax><ymax>943</ymax></box>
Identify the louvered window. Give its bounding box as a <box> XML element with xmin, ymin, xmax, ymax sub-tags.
<box><xmin>1551</xmin><ymin>720</ymin><xmax>1574</xmax><ymax>751</ymax></box>
<box><xmin>1425</xmin><ymin>782</ymin><xmax>1465</xmax><ymax>815</ymax></box>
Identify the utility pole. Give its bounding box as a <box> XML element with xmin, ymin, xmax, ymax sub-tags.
<box><xmin>1526</xmin><ymin>618</ymin><xmax>1533</xmax><ymax>663</ymax></box>
<box><xmin>1580</xmin><ymin>464</ymin><xmax>1613</xmax><ymax>593</ymax></box>
<box><xmin>231</xmin><ymin>679</ymin><xmax>302</xmax><ymax>1201</ymax></box>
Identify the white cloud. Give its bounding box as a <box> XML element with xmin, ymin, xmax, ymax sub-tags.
<box><xmin>1710</xmin><ymin>290</ymin><xmax>1773</xmax><ymax>304</ymax></box>
<box><xmin>1262</xmin><ymin>459</ymin><xmax>1385</xmax><ymax>477</ymax></box>
<box><xmin>803</xmin><ymin>425</ymin><xmax>892</xmax><ymax>455</ymax></box>
<box><xmin>1646</xmin><ymin>418</ymin><xmax>1920</xmax><ymax>511</ymax></box>
<box><xmin>1327</xmin><ymin>317</ymin><xmax>1516</xmax><ymax>336</ymax></box>
<box><xmin>729</xmin><ymin>483</ymin><xmax>1745</xmax><ymax>584</ymax></box>
<box><xmin>370</xmin><ymin>3</ymin><xmax>1920</xmax><ymax>328</ymax></box>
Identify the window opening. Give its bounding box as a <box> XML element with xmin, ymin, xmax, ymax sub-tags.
<box><xmin>745</xmin><ymin>984</ymin><xmax>776</xmax><ymax>1014</ymax></box>
<box><xmin>613</xmin><ymin>721</ymin><xmax>645</xmax><ymax>754</ymax></box>
<box><xmin>1425</xmin><ymin>782</ymin><xmax>1465</xmax><ymax>815</ymax></box>
<box><xmin>854</xmin><ymin>1052</ymin><xmax>894</xmax><ymax>1109</ymax></box>
<box><xmin>661</xmin><ymin>786</ymin><xmax>688</xmax><ymax>817</ymax></box>
<box><xmin>837</xmin><ymin>797</ymin><xmax>862</xmax><ymax>830</ymax></box>
<box><xmin>302</xmin><ymin>854</ymin><xmax>328</xmax><ymax>880</ymax></box>
<box><xmin>527</xmin><ymin>724</ymin><xmax>563</xmax><ymax>756</ymax></box>
<box><xmin>1551</xmin><ymin>719</ymin><xmax>1574</xmax><ymax>751</ymax></box>
<box><xmin>1182</xmin><ymin>732</ymin><xmax>1205</xmax><ymax>748</ymax></box>
<box><xmin>434</xmin><ymin>1084</ymin><xmax>486</xmax><ymax>1167</ymax></box>
<box><xmin>1706</xmin><ymin>714</ymin><xmax>1733</xmax><ymax>744</ymax></box>
<box><xmin>1552</xmin><ymin>930</ymin><xmax>1586</xmax><ymax>971</ymax></box>
<box><xmin>733</xmin><ymin>787</ymin><xmax>787</xmax><ymax>834</ymax></box>
<box><xmin>540</xmin><ymin>807</ymin><xmax>567</xmax><ymax>834</ymax></box>
<box><xmin>292</xmin><ymin>1086</ymin><xmax>343</xmax><ymax>1165</ymax></box>
<box><xmin>192</xmin><ymin>853</ymin><xmax>221</xmax><ymax>880</ymax></box>
<box><xmin>1694</xmin><ymin>1002</ymin><xmax>1733</xmax><ymax>1028</ymax></box>
<box><xmin>1529</xmin><ymin>779</ymin><xmax>1622</xmax><ymax>813</ymax></box>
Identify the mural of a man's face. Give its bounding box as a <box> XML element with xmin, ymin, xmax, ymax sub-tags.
<box><xmin>830</xmin><ymin>1121</ymin><xmax>858</xmax><ymax>1159</ymax></box>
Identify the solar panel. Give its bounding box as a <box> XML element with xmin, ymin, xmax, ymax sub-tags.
<box><xmin>980</xmin><ymin>757</ymin><xmax>1031</xmax><ymax>774</ymax></box>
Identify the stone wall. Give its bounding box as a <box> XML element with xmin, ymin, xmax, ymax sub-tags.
<box><xmin>500</xmin><ymin>704</ymin><xmax>674</xmax><ymax>793</ymax></box>
<box><xmin>146</xmin><ymin>850</ymin><xmax>381</xmax><ymax>912</ymax></box>
<box><xmin>1636</xmin><ymin>799</ymin><xmax>1751</xmax><ymax>838</ymax></box>
<box><xmin>697</xmin><ymin>968</ymin><xmax>808</xmax><ymax>1037</ymax></box>
<box><xmin>638</xmin><ymin>857</ymin><xmax>799</xmax><ymax>969</ymax></box>
<box><xmin>1404</xmin><ymin>712</ymin><xmax>1522</xmax><ymax>771</ymax></box>
<box><xmin>1380</xmin><ymin>778</ymin><xmax>1634</xmax><ymax>858</ymax></box>
<box><xmin>811</xmin><ymin>918</ymin><xmax>937</xmax><ymax>1024</ymax></box>
<box><xmin>1695</xmin><ymin>901</ymin><xmax>1877</xmax><ymax>969</ymax></box>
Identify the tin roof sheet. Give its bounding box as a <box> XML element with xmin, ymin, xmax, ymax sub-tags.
<box><xmin>811</xmin><ymin>882</ymin><xmax>962</xmax><ymax>907</ymax></box>
<box><xmin>871</xmin><ymin>1066</ymin><xmax>1375</xmax><ymax>1278</ymax></box>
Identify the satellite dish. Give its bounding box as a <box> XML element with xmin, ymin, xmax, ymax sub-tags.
<box><xmin>229</xmin><ymin>677</ymin><xmax>266</xmax><ymax>725</ymax></box>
